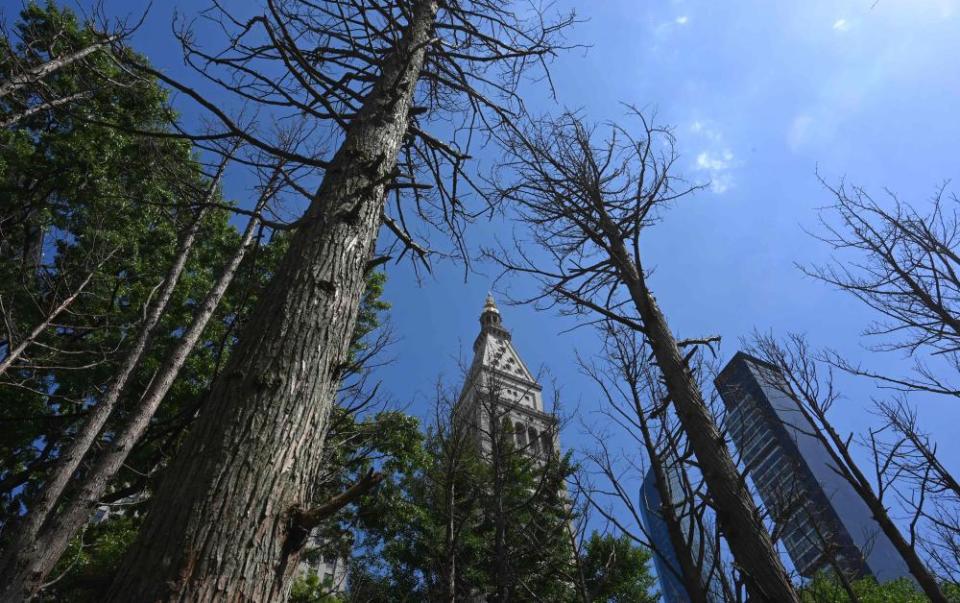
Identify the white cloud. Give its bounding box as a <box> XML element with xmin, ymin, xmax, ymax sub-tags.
<box><xmin>696</xmin><ymin>150</ymin><xmax>732</xmax><ymax>171</ymax></box>
<box><xmin>695</xmin><ymin>149</ymin><xmax>735</xmax><ymax>193</ymax></box>
<box><xmin>832</xmin><ymin>18</ymin><xmax>850</xmax><ymax>32</ymax></box>
<box><xmin>675</xmin><ymin>15</ymin><xmax>689</xmax><ymax>25</ymax></box>
<box><xmin>689</xmin><ymin>120</ymin><xmax>737</xmax><ymax>194</ymax></box>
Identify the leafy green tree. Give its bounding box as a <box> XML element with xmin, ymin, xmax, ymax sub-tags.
<box><xmin>289</xmin><ymin>570</ymin><xmax>346</xmax><ymax>603</ymax></box>
<box><xmin>0</xmin><ymin>5</ymin><xmax>287</xmax><ymax>595</ymax></box>
<box><xmin>0</xmin><ymin>2</ymin><xmax>251</xmax><ymax>529</ymax></box>
<box><xmin>800</xmin><ymin>573</ymin><xmax>960</xmax><ymax>603</ymax></box>
<box><xmin>579</xmin><ymin>533</ymin><xmax>658</xmax><ymax>603</ymax></box>
<box><xmin>344</xmin><ymin>393</ymin><xmax>585</xmax><ymax>602</ymax></box>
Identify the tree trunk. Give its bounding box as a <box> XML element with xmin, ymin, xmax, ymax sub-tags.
<box><xmin>106</xmin><ymin>3</ymin><xmax>439</xmax><ymax>601</ymax></box>
<box><xmin>0</xmin><ymin>264</ymin><xmax>100</xmax><ymax>376</ymax></box>
<box><xmin>0</xmin><ymin>176</ymin><xmax>218</xmax><ymax>600</ymax></box>
<box><xmin>633</xmin><ymin>286</ymin><xmax>797</xmax><ymax>601</ymax></box>
<box><xmin>0</xmin><ymin>189</ymin><xmax>268</xmax><ymax>600</ymax></box>
<box><xmin>597</xmin><ymin>219</ymin><xmax>799</xmax><ymax>602</ymax></box>
<box><xmin>815</xmin><ymin>413</ymin><xmax>948</xmax><ymax>601</ymax></box>
<box><xmin>443</xmin><ymin>477</ymin><xmax>456</xmax><ymax>603</ymax></box>
<box><xmin>0</xmin><ymin>37</ymin><xmax>114</xmax><ymax>99</ymax></box>
<box><xmin>861</xmin><ymin>495</ymin><xmax>947</xmax><ymax>602</ymax></box>
<box><xmin>640</xmin><ymin>438</ymin><xmax>710</xmax><ymax>603</ymax></box>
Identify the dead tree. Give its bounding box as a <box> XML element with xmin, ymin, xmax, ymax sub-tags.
<box><xmin>580</xmin><ymin>322</ymin><xmax>718</xmax><ymax>603</ymax></box>
<box><xmin>808</xmin><ymin>181</ymin><xmax>960</xmax><ymax>399</ymax></box>
<box><xmin>746</xmin><ymin>332</ymin><xmax>949</xmax><ymax>602</ymax></box>
<box><xmin>488</xmin><ymin>110</ymin><xmax>798</xmax><ymax>601</ymax></box>
<box><xmin>870</xmin><ymin>398</ymin><xmax>960</xmax><ymax>583</ymax></box>
<box><xmin>92</xmin><ymin>2</ymin><xmax>577</xmax><ymax>601</ymax></box>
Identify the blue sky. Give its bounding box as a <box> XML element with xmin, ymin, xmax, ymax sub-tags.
<box><xmin>46</xmin><ymin>0</ymin><xmax>960</xmax><ymax>572</ymax></box>
<box><xmin>370</xmin><ymin>0</ymin><xmax>960</xmax><ymax>477</ymax></box>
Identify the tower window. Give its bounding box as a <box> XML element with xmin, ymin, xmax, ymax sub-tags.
<box><xmin>528</xmin><ymin>427</ymin><xmax>540</xmax><ymax>454</ymax></box>
<box><xmin>541</xmin><ymin>432</ymin><xmax>552</xmax><ymax>455</ymax></box>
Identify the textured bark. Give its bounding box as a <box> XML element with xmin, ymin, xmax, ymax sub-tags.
<box><xmin>597</xmin><ymin>225</ymin><xmax>798</xmax><ymax>601</ymax></box>
<box><xmin>0</xmin><ymin>192</ymin><xmax>265</xmax><ymax>600</ymax></box>
<box><xmin>0</xmin><ymin>177</ymin><xmax>218</xmax><ymax>601</ymax></box>
<box><xmin>105</xmin><ymin>3</ymin><xmax>439</xmax><ymax>600</ymax></box>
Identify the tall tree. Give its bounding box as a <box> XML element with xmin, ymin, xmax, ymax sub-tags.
<box><xmin>102</xmin><ymin>2</ymin><xmax>574</xmax><ymax>599</ymax></box>
<box><xmin>347</xmin><ymin>381</ymin><xmax>586</xmax><ymax>603</ymax></box>
<box><xmin>807</xmin><ymin>181</ymin><xmax>960</xmax><ymax>401</ymax></box>
<box><xmin>0</xmin><ymin>5</ymin><xmax>292</xmax><ymax>597</ymax></box>
<box><xmin>488</xmin><ymin>110</ymin><xmax>799</xmax><ymax>601</ymax></box>
<box><xmin>579</xmin><ymin>323</ymin><xmax>726</xmax><ymax>603</ymax></box>
<box><xmin>0</xmin><ymin>0</ymin><xmax>247</xmax><ymax>542</ymax></box>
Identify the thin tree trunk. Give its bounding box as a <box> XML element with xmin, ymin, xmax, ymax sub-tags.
<box><xmin>0</xmin><ymin>177</ymin><xmax>271</xmax><ymax>599</ymax></box>
<box><xmin>494</xmin><ymin>426</ymin><xmax>510</xmax><ymax>603</ymax></box>
<box><xmin>0</xmin><ymin>261</ymin><xmax>102</xmax><ymax>376</ymax></box>
<box><xmin>0</xmin><ymin>169</ymin><xmax>223</xmax><ymax>601</ymax></box>
<box><xmin>443</xmin><ymin>477</ymin><xmax>457</xmax><ymax>603</ymax></box>
<box><xmin>596</xmin><ymin>219</ymin><xmax>799</xmax><ymax>601</ymax></box>
<box><xmin>814</xmin><ymin>412</ymin><xmax>947</xmax><ymax>601</ymax></box>
<box><xmin>0</xmin><ymin>37</ymin><xmax>114</xmax><ymax>99</ymax></box>
<box><xmin>862</xmin><ymin>497</ymin><xmax>947</xmax><ymax>602</ymax></box>
<box><xmin>106</xmin><ymin>3</ymin><xmax>439</xmax><ymax>601</ymax></box>
<box><xmin>635</xmin><ymin>423</ymin><xmax>710</xmax><ymax>603</ymax></box>
<box><xmin>564</xmin><ymin>519</ymin><xmax>590</xmax><ymax>603</ymax></box>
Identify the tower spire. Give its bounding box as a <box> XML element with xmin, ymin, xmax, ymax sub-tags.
<box><xmin>483</xmin><ymin>291</ymin><xmax>499</xmax><ymax>315</ymax></box>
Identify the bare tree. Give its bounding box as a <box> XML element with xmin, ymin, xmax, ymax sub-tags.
<box><xmin>579</xmin><ymin>322</ymin><xmax>721</xmax><ymax>603</ymax></box>
<box><xmin>746</xmin><ymin>332</ymin><xmax>950</xmax><ymax>602</ymax></box>
<box><xmin>487</xmin><ymin>110</ymin><xmax>798</xmax><ymax>601</ymax></box>
<box><xmin>809</xmin><ymin>181</ymin><xmax>960</xmax><ymax>399</ymax></box>
<box><xmin>871</xmin><ymin>398</ymin><xmax>960</xmax><ymax>583</ymax></box>
<box><xmin>85</xmin><ymin>2</ymin><xmax>578</xmax><ymax>600</ymax></box>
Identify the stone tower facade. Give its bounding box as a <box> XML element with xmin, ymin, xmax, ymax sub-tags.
<box><xmin>457</xmin><ymin>295</ymin><xmax>558</xmax><ymax>458</ymax></box>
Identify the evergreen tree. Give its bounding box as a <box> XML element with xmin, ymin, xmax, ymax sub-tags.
<box><xmin>0</xmin><ymin>2</ymin><xmax>253</xmax><ymax>536</ymax></box>
<box><xmin>579</xmin><ymin>533</ymin><xmax>658</xmax><ymax>603</ymax></box>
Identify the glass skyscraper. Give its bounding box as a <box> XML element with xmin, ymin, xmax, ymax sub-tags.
<box><xmin>716</xmin><ymin>352</ymin><xmax>912</xmax><ymax>582</ymax></box>
<box><xmin>640</xmin><ymin>454</ymin><xmax>725</xmax><ymax>602</ymax></box>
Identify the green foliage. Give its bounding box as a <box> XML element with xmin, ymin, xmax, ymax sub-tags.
<box><xmin>800</xmin><ymin>573</ymin><xmax>960</xmax><ymax>602</ymax></box>
<box><xmin>37</xmin><ymin>515</ymin><xmax>141</xmax><ymax>602</ymax></box>
<box><xmin>348</xmin><ymin>271</ymin><xmax>390</xmax><ymax>365</ymax></box>
<box><xmin>580</xmin><ymin>532</ymin><xmax>658</xmax><ymax>603</ymax></box>
<box><xmin>289</xmin><ymin>570</ymin><xmax>345</xmax><ymax>603</ymax></box>
<box><xmin>340</xmin><ymin>402</ymin><xmax>651</xmax><ymax>602</ymax></box>
<box><xmin>0</xmin><ymin>2</ymin><xmax>255</xmax><ymax>523</ymax></box>
<box><xmin>0</xmin><ymin>1</ymin><xmax>278</xmax><ymax>590</ymax></box>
